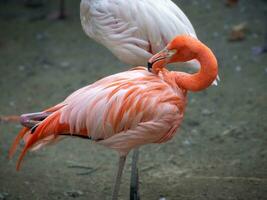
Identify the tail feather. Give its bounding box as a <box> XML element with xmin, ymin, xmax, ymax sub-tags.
<box><xmin>9</xmin><ymin>104</ymin><xmax>64</xmax><ymax>158</ymax></box>
<box><xmin>9</xmin><ymin>127</ymin><xmax>30</xmax><ymax>159</ymax></box>
<box><xmin>10</xmin><ymin>103</ymin><xmax>90</xmax><ymax>170</ymax></box>
<box><xmin>14</xmin><ymin>111</ymin><xmax>70</xmax><ymax>170</ymax></box>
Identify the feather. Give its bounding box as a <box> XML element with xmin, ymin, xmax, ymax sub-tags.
<box><xmin>11</xmin><ymin>67</ymin><xmax>186</xmax><ymax>168</ymax></box>
<box><xmin>80</xmin><ymin>0</ymin><xmax>196</xmax><ymax>66</ymax></box>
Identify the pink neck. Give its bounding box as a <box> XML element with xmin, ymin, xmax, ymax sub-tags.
<box><xmin>175</xmin><ymin>43</ymin><xmax>218</xmax><ymax>92</ymax></box>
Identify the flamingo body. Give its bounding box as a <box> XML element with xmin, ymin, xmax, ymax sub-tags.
<box><xmin>10</xmin><ymin>67</ymin><xmax>186</xmax><ymax>168</ymax></box>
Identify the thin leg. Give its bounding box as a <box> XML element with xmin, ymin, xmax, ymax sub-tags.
<box><xmin>20</xmin><ymin>112</ymin><xmax>50</xmax><ymax>128</ymax></box>
<box><xmin>112</xmin><ymin>155</ymin><xmax>127</xmax><ymax>200</ymax></box>
<box><xmin>130</xmin><ymin>148</ymin><xmax>140</xmax><ymax>200</ymax></box>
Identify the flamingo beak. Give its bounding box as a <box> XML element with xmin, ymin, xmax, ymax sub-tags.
<box><xmin>147</xmin><ymin>49</ymin><xmax>168</xmax><ymax>73</ymax></box>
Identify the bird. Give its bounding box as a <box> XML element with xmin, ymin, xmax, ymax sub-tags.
<box><xmin>80</xmin><ymin>0</ymin><xmax>198</xmax><ymax>69</ymax></box>
<box><xmin>80</xmin><ymin>1</ymin><xmax>218</xmax><ymax>198</ymax></box>
<box><xmin>9</xmin><ymin>35</ymin><xmax>218</xmax><ymax>200</ymax></box>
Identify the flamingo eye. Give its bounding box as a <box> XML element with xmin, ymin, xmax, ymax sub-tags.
<box><xmin>167</xmin><ymin>49</ymin><xmax>177</xmax><ymax>57</ymax></box>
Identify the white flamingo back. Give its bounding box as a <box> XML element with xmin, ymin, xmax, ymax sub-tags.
<box><xmin>80</xmin><ymin>0</ymin><xmax>197</xmax><ymax>66</ymax></box>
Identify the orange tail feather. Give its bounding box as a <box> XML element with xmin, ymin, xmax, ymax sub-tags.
<box><xmin>9</xmin><ymin>104</ymin><xmax>65</xmax><ymax>157</ymax></box>
<box><xmin>9</xmin><ymin>127</ymin><xmax>30</xmax><ymax>159</ymax></box>
<box><xmin>15</xmin><ymin>112</ymin><xmax>70</xmax><ymax>170</ymax></box>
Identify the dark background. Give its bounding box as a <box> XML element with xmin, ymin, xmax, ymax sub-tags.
<box><xmin>0</xmin><ymin>0</ymin><xmax>266</xmax><ymax>199</ymax></box>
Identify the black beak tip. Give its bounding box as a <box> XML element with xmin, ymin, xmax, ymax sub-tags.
<box><xmin>147</xmin><ymin>62</ymin><xmax>152</xmax><ymax>72</ymax></box>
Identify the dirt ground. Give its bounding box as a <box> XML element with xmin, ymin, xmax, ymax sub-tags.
<box><xmin>0</xmin><ymin>0</ymin><xmax>266</xmax><ymax>200</ymax></box>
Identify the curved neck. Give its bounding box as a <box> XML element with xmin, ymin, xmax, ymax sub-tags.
<box><xmin>175</xmin><ymin>43</ymin><xmax>218</xmax><ymax>92</ymax></box>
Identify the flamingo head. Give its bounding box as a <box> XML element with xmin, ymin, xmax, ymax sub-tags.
<box><xmin>147</xmin><ymin>35</ymin><xmax>199</xmax><ymax>74</ymax></box>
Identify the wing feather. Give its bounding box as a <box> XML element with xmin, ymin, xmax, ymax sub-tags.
<box><xmin>59</xmin><ymin>69</ymin><xmax>183</xmax><ymax>142</ymax></box>
<box><xmin>10</xmin><ymin>68</ymin><xmax>186</xmax><ymax>168</ymax></box>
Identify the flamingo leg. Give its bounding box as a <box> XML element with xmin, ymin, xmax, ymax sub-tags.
<box><xmin>130</xmin><ymin>148</ymin><xmax>140</xmax><ymax>200</ymax></box>
<box><xmin>20</xmin><ymin>112</ymin><xmax>50</xmax><ymax>128</ymax></box>
<box><xmin>112</xmin><ymin>155</ymin><xmax>127</xmax><ymax>200</ymax></box>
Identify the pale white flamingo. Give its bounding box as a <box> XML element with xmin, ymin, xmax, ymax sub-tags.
<box><xmin>80</xmin><ymin>0</ymin><xmax>199</xmax><ymax>70</ymax></box>
<box><xmin>9</xmin><ymin>35</ymin><xmax>218</xmax><ymax>200</ymax></box>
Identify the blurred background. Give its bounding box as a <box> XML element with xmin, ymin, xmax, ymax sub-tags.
<box><xmin>0</xmin><ymin>0</ymin><xmax>266</xmax><ymax>199</ymax></box>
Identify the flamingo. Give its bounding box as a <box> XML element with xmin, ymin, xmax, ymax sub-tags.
<box><xmin>80</xmin><ymin>1</ymin><xmax>218</xmax><ymax>197</ymax></box>
<box><xmin>80</xmin><ymin>0</ymin><xmax>218</xmax><ymax>82</ymax></box>
<box><xmin>9</xmin><ymin>35</ymin><xmax>218</xmax><ymax>200</ymax></box>
<box><xmin>80</xmin><ymin>0</ymin><xmax>198</xmax><ymax>69</ymax></box>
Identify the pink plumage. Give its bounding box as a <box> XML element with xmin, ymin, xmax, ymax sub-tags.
<box><xmin>10</xmin><ymin>67</ymin><xmax>187</xmax><ymax>169</ymax></box>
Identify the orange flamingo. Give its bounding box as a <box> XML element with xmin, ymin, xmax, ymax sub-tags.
<box><xmin>9</xmin><ymin>35</ymin><xmax>218</xmax><ymax>200</ymax></box>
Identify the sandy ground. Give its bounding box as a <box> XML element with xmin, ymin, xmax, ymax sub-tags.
<box><xmin>0</xmin><ymin>0</ymin><xmax>266</xmax><ymax>199</ymax></box>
